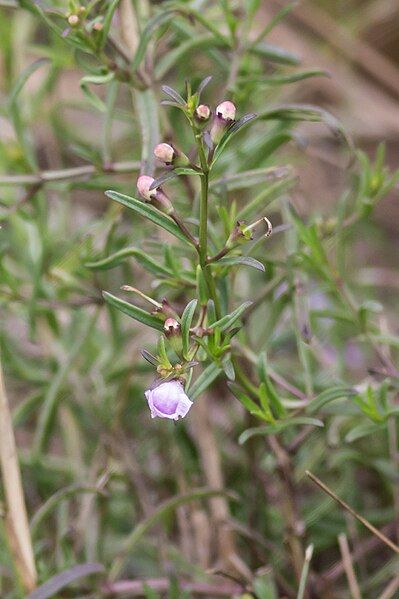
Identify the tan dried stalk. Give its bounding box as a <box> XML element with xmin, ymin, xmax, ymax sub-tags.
<box><xmin>0</xmin><ymin>354</ymin><xmax>37</xmax><ymax>591</ymax></box>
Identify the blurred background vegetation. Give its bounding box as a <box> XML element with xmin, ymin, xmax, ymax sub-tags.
<box><xmin>0</xmin><ymin>1</ymin><xmax>399</xmax><ymax>597</ymax></box>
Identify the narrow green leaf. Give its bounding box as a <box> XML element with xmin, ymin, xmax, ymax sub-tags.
<box><xmin>27</xmin><ymin>564</ymin><xmax>104</xmax><ymax>599</ymax></box>
<box><xmin>228</xmin><ymin>382</ymin><xmax>266</xmax><ymax>419</ymax></box>
<box><xmin>9</xmin><ymin>58</ymin><xmax>50</xmax><ymax>108</ymax></box>
<box><xmin>99</xmin><ymin>0</ymin><xmax>120</xmax><ymax>48</ymax></box>
<box><xmin>211</xmin><ymin>301</ymin><xmax>252</xmax><ymax>333</ymax></box>
<box><xmin>307</xmin><ymin>387</ymin><xmax>358</xmax><ymax>414</ymax></box>
<box><xmin>240</xmin><ymin>69</ymin><xmax>329</xmax><ymax>86</ymax></box>
<box><xmin>105</xmin><ymin>191</ymin><xmax>190</xmax><ymax>245</ymax></box>
<box><xmin>31</xmin><ymin>485</ymin><xmax>106</xmax><ymax>539</ymax></box>
<box><xmin>212</xmin><ymin>113</ymin><xmax>257</xmax><ymax>166</ymax></box>
<box><xmin>250</xmin><ymin>42</ymin><xmax>300</xmax><ymax>65</ymax></box>
<box><xmin>213</xmin><ymin>256</ymin><xmax>265</xmax><ymax>272</ymax></box>
<box><xmin>102</xmin><ymin>291</ymin><xmax>164</xmax><ymax>331</ymax></box>
<box><xmin>189</xmin><ymin>362</ymin><xmax>222</xmax><ymax>400</ymax></box>
<box><xmin>258</xmin><ymin>353</ymin><xmax>286</xmax><ymax>418</ymax></box>
<box><xmin>210</xmin><ymin>166</ymin><xmax>291</xmax><ymax>191</ymax></box>
<box><xmin>134</xmin><ymin>88</ymin><xmax>160</xmax><ymax>174</ymax></box>
<box><xmin>110</xmin><ymin>487</ymin><xmax>234</xmax><ymax>579</ymax></box>
<box><xmin>85</xmin><ymin>247</ymin><xmax>173</xmax><ymax>277</ymax></box>
<box><xmin>258</xmin><ymin>104</ymin><xmax>353</xmax><ymax>151</ymax></box>
<box><xmin>149</xmin><ymin>168</ymin><xmax>201</xmax><ymax>190</ymax></box>
<box><xmin>161</xmin><ymin>84</ymin><xmax>186</xmax><ymax>105</ymax></box>
<box><xmin>239</xmin><ymin>418</ymin><xmax>324</xmax><ymax>444</ymax></box>
<box><xmin>345</xmin><ymin>422</ymin><xmax>383</xmax><ymax>443</ymax></box>
<box><xmin>80</xmin><ymin>72</ymin><xmax>114</xmax><ymax>112</ymax></box>
<box><xmin>131</xmin><ymin>11</ymin><xmax>175</xmax><ymax>72</ymax></box>
<box><xmin>181</xmin><ymin>299</ymin><xmax>198</xmax><ymax>358</ymax></box>
<box><xmin>238</xmin><ymin>176</ymin><xmax>297</xmax><ymax>220</ymax></box>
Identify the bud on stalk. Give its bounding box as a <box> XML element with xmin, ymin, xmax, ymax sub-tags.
<box><xmin>210</xmin><ymin>101</ymin><xmax>236</xmax><ymax>144</ymax></box>
<box><xmin>137</xmin><ymin>175</ymin><xmax>174</xmax><ymax>215</ymax></box>
<box><xmin>154</xmin><ymin>143</ymin><xmax>190</xmax><ymax>167</ymax></box>
<box><xmin>195</xmin><ymin>104</ymin><xmax>211</xmax><ymax>123</ymax></box>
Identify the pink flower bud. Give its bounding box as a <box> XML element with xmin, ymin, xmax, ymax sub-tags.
<box><xmin>154</xmin><ymin>143</ymin><xmax>175</xmax><ymax>165</ymax></box>
<box><xmin>216</xmin><ymin>100</ymin><xmax>236</xmax><ymax>121</ymax></box>
<box><xmin>137</xmin><ymin>175</ymin><xmax>156</xmax><ymax>201</ymax></box>
<box><xmin>145</xmin><ymin>380</ymin><xmax>192</xmax><ymax>420</ymax></box>
<box><xmin>137</xmin><ymin>175</ymin><xmax>174</xmax><ymax>214</ymax></box>
<box><xmin>67</xmin><ymin>14</ymin><xmax>79</xmax><ymax>26</ymax></box>
<box><xmin>195</xmin><ymin>104</ymin><xmax>211</xmax><ymax>121</ymax></box>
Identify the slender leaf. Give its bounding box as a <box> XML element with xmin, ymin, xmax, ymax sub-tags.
<box><xmin>181</xmin><ymin>299</ymin><xmax>198</xmax><ymax>358</ymax></box>
<box><xmin>131</xmin><ymin>11</ymin><xmax>175</xmax><ymax>72</ymax></box>
<box><xmin>149</xmin><ymin>168</ymin><xmax>201</xmax><ymax>190</ymax></box>
<box><xmin>213</xmin><ymin>256</ymin><xmax>265</xmax><ymax>272</ymax></box>
<box><xmin>27</xmin><ymin>564</ymin><xmax>104</xmax><ymax>599</ymax></box>
<box><xmin>85</xmin><ymin>248</ymin><xmax>173</xmax><ymax>277</ymax></box>
<box><xmin>211</xmin><ymin>301</ymin><xmax>252</xmax><ymax>332</ymax></box>
<box><xmin>239</xmin><ymin>418</ymin><xmax>324</xmax><ymax>444</ymax></box>
<box><xmin>105</xmin><ymin>191</ymin><xmax>190</xmax><ymax>244</ymax></box>
<box><xmin>307</xmin><ymin>387</ymin><xmax>358</xmax><ymax>414</ymax></box>
<box><xmin>103</xmin><ymin>291</ymin><xmax>164</xmax><ymax>331</ymax></box>
<box><xmin>189</xmin><ymin>362</ymin><xmax>222</xmax><ymax>400</ymax></box>
<box><xmin>212</xmin><ymin>113</ymin><xmax>257</xmax><ymax>166</ymax></box>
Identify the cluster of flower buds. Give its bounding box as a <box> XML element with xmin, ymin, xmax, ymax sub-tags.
<box><xmin>66</xmin><ymin>5</ymin><xmax>86</xmax><ymax>27</ymax></box>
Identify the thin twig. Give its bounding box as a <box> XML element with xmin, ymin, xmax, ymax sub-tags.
<box><xmin>306</xmin><ymin>471</ymin><xmax>399</xmax><ymax>555</ymax></box>
<box><xmin>101</xmin><ymin>578</ymin><xmax>243</xmax><ymax>596</ymax></box>
<box><xmin>0</xmin><ymin>160</ymin><xmax>140</xmax><ymax>187</ymax></box>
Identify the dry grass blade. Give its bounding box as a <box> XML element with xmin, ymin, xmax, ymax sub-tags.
<box><xmin>306</xmin><ymin>471</ymin><xmax>399</xmax><ymax>555</ymax></box>
<box><xmin>0</xmin><ymin>354</ymin><xmax>37</xmax><ymax>591</ymax></box>
<box><xmin>337</xmin><ymin>533</ymin><xmax>362</xmax><ymax>599</ymax></box>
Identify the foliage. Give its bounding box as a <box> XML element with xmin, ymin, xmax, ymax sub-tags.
<box><xmin>0</xmin><ymin>0</ymin><xmax>399</xmax><ymax>598</ymax></box>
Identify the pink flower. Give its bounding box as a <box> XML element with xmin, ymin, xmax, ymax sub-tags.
<box><xmin>216</xmin><ymin>100</ymin><xmax>236</xmax><ymax>121</ymax></box>
<box><xmin>145</xmin><ymin>380</ymin><xmax>193</xmax><ymax>420</ymax></box>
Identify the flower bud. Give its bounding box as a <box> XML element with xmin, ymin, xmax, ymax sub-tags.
<box><xmin>136</xmin><ymin>175</ymin><xmax>174</xmax><ymax>215</ymax></box>
<box><xmin>195</xmin><ymin>104</ymin><xmax>211</xmax><ymax>122</ymax></box>
<box><xmin>145</xmin><ymin>380</ymin><xmax>193</xmax><ymax>420</ymax></box>
<box><xmin>154</xmin><ymin>143</ymin><xmax>175</xmax><ymax>165</ymax></box>
<box><xmin>154</xmin><ymin>143</ymin><xmax>190</xmax><ymax>167</ymax></box>
<box><xmin>210</xmin><ymin>100</ymin><xmax>236</xmax><ymax>144</ymax></box>
<box><xmin>93</xmin><ymin>21</ymin><xmax>103</xmax><ymax>31</ymax></box>
<box><xmin>164</xmin><ymin>317</ymin><xmax>181</xmax><ymax>337</ymax></box>
<box><xmin>67</xmin><ymin>14</ymin><xmax>80</xmax><ymax>26</ymax></box>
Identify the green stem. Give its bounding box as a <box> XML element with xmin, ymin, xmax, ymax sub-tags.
<box><xmin>196</xmin><ymin>134</ymin><xmax>222</xmax><ymax>319</ymax></box>
<box><xmin>199</xmin><ymin>171</ymin><xmax>209</xmax><ymax>266</ymax></box>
